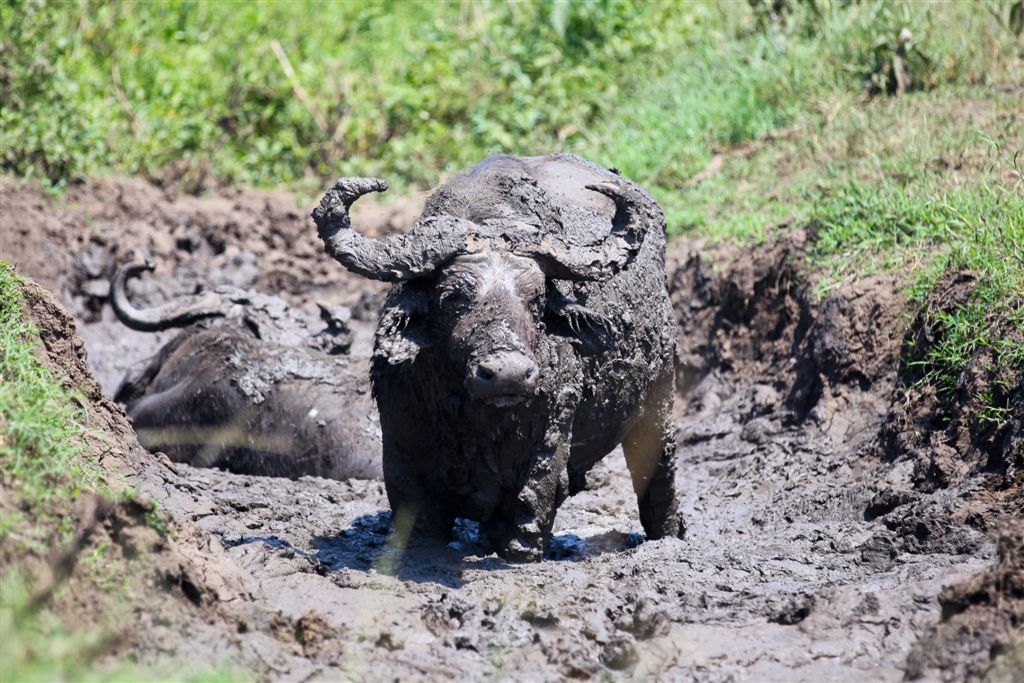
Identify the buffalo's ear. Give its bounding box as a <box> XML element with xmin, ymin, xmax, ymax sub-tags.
<box><xmin>544</xmin><ymin>288</ymin><xmax>618</xmax><ymax>356</ymax></box>
<box><xmin>114</xmin><ymin>331</ymin><xmax>192</xmax><ymax>405</ymax></box>
<box><xmin>374</xmin><ymin>283</ymin><xmax>432</xmax><ymax>365</ymax></box>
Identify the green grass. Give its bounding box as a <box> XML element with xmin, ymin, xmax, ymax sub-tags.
<box><xmin>651</xmin><ymin>78</ymin><xmax>1024</xmax><ymax>241</ymax></box>
<box><xmin>0</xmin><ymin>263</ymin><xmax>97</xmax><ymax>517</ymax></box>
<box><xmin>2</xmin><ymin>0</ymin><xmax>1020</xmax><ymax>200</ymax></box>
<box><xmin>808</xmin><ymin>180</ymin><xmax>1024</xmax><ymax>408</ymax></box>
<box><xmin>1</xmin><ymin>0</ymin><xmax>687</xmax><ymax>190</ymax></box>
<box><xmin>1</xmin><ymin>574</ymin><xmax>246</xmax><ymax>683</ymax></box>
<box><xmin>808</xmin><ymin>181</ymin><xmax>1024</xmax><ymax>294</ymax></box>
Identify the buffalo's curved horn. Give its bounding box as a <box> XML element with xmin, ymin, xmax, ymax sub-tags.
<box><xmin>529</xmin><ymin>180</ymin><xmax>651</xmax><ymax>281</ymax></box>
<box><xmin>110</xmin><ymin>261</ymin><xmax>230</xmax><ymax>332</ymax></box>
<box><xmin>312</xmin><ymin>177</ymin><xmax>473</xmax><ymax>282</ymax></box>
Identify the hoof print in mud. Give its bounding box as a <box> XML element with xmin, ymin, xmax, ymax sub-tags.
<box><xmin>313</xmin><ymin>154</ymin><xmax>683</xmax><ymax>560</ymax></box>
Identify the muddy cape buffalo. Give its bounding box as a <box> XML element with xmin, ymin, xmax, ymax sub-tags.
<box><xmin>110</xmin><ymin>262</ymin><xmax>382</xmax><ymax>480</ymax></box>
<box><xmin>312</xmin><ymin>154</ymin><xmax>682</xmax><ymax>561</ymax></box>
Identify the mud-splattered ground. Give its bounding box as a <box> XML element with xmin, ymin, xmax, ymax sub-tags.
<box><xmin>3</xmin><ymin>176</ymin><xmax>1021</xmax><ymax>682</ymax></box>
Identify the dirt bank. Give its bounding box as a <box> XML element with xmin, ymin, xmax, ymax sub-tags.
<box><xmin>3</xmin><ymin>176</ymin><xmax>1021</xmax><ymax>681</ymax></box>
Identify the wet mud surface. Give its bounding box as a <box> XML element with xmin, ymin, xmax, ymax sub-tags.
<box><xmin>3</xmin><ymin>176</ymin><xmax>1021</xmax><ymax>681</ymax></box>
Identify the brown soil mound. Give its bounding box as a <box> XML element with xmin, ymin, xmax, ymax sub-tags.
<box><xmin>10</xmin><ymin>279</ymin><xmax>244</xmax><ymax>676</ymax></box>
<box><xmin>668</xmin><ymin>231</ymin><xmax>905</xmax><ymax>444</ymax></box>
<box><xmin>906</xmin><ymin>520</ymin><xmax>1024</xmax><ymax>682</ymax></box>
<box><xmin>2</xmin><ymin>175</ymin><xmax>420</xmax><ymax>307</ymax></box>
<box><xmin>3</xmin><ymin>176</ymin><xmax>1022</xmax><ymax>681</ymax></box>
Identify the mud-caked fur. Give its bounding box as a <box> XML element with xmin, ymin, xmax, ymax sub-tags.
<box><xmin>313</xmin><ymin>154</ymin><xmax>683</xmax><ymax>561</ymax></box>
<box><xmin>110</xmin><ymin>265</ymin><xmax>382</xmax><ymax>480</ymax></box>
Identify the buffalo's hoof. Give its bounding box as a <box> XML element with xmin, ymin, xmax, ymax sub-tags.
<box><xmin>674</xmin><ymin>515</ymin><xmax>687</xmax><ymax>540</ymax></box>
<box><xmin>644</xmin><ymin>514</ymin><xmax>686</xmax><ymax>542</ymax></box>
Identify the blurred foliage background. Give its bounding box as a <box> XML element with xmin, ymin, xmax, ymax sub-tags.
<box><xmin>2</xmin><ymin>1</ymin><xmax>1020</xmax><ymax>212</ymax></box>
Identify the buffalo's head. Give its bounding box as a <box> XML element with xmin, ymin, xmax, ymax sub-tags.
<box><xmin>312</xmin><ymin>176</ymin><xmax>648</xmax><ymax>407</ymax></box>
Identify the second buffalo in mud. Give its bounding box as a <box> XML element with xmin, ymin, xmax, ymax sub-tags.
<box><xmin>313</xmin><ymin>154</ymin><xmax>682</xmax><ymax>561</ymax></box>
<box><xmin>110</xmin><ymin>262</ymin><xmax>382</xmax><ymax>480</ymax></box>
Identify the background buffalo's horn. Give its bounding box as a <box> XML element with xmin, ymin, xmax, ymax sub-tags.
<box><xmin>312</xmin><ymin>177</ymin><xmax>472</xmax><ymax>282</ymax></box>
<box><xmin>110</xmin><ymin>261</ymin><xmax>230</xmax><ymax>332</ymax></box>
<box><xmin>529</xmin><ymin>180</ymin><xmax>650</xmax><ymax>281</ymax></box>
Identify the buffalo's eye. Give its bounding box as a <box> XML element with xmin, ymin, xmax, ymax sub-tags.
<box><xmin>437</xmin><ymin>288</ymin><xmax>470</xmax><ymax>306</ymax></box>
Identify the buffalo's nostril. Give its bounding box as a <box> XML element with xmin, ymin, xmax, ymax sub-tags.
<box><xmin>466</xmin><ymin>352</ymin><xmax>540</xmax><ymax>402</ymax></box>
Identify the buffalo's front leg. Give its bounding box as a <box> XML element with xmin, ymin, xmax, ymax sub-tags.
<box><xmin>486</xmin><ymin>433</ymin><xmax>572</xmax><ymax>563</ymax></box>
<box><xmin>381</xmin><ymin>441</ymin><xmax>456</xmax><ymax>540</ymax></box>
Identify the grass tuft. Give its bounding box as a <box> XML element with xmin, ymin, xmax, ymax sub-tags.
<box><xmin>0</xmin><ymin>263</ymin><xmax>98</xmax><ymax>515</ymax></box>
<box><xmin>807</xmin><ymin>181</ymin><xmax>1023</xmax><ymax>414</ymax></box>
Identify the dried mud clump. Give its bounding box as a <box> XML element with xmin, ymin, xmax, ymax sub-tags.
<box><xmin>670</xmin><ymin>231</ymin><xmax>811</xmax><ymax>384</ymax></box>
<box><xmin>784</xmin><ymin>271</ymin><xmax>906</xmax><ymax>425</ymax></box>
<box><xmin>668</xmin><ymin>230</ymin><xmax>905</xmax><ymax>438</ymax></box>
<box><xmin>905</xmin><ymin>520</ymin><xmax>1024</xmax><ymax>682</ymax></box>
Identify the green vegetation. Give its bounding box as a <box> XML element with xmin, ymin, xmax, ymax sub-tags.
<box><xmin>0</xmin><ymin>264</ymin><xmax>105</xmax><ymax>677</ymax></box>
<box><xmin>809</xmin><ymin>180</ymin><xmax>1024</xmax><ymax>299</ymax></box>
<box><xmin>0</xmin><ymin>264</ymin><xmax>97</xmax><ymax>523</ymax></box>
<box><xmin>2</xmin><ymin>1</ymin><xmax>1020</xmax><ymax>204</ymax></box>
<box><xmin>809</xmin><ymin>181</ymin><xmax>1024</xmax><ymax>409</ymax></box>
<box><xmin>145</xmin><ymin>501</ymin><xmax>170</xmax><ymax>537</ymax></box>
<box><xmin>2</xmin><ymin>0</ymin><xmax>685</xmax><ymax>190</ymax></box>
<box><xmin>1</xmin><ymin>574</ymin><xmax>244</xmax><ymax>683</ymax></box>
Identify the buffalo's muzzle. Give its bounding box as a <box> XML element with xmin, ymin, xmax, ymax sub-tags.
<box><xmin>466</xmin><ymin>351</ymin><xmax>540</xmax><ymax>405</ymax></box>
